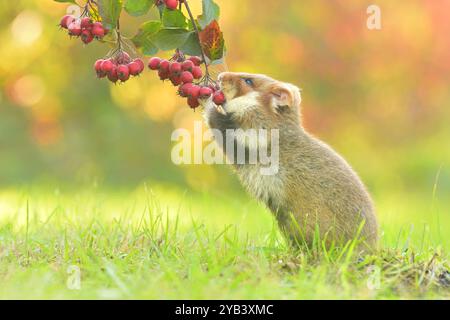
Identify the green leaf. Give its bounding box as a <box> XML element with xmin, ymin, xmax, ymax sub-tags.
<box><xmin>162</xmin><ymin>8</ymin><xmax>187</xmax><ymax>29</ymax></box>
<box><xmin>198</xmin><ymin>0</ymin><xmax>220</xmax><ymax>29</ymax></box>
<box><xmin>151</xmin><ymin>28</ymin><xmax>190</xmax><ymax>51</ymax></box>
<box><xmin>179</xmin><ymin>32</ymin><xmax>202</xmax><ymax>56</ymax></box>
<box><xmin>53</xmin><ymin>0</ymin><xmax>76</xmax><ymax>3</ymax></box>
<box><xmin>132</xmin><ymin>20</ymin><xmax>162</xmax><ymax>56</ymax></box>
<box><xmin>124</xmin><ymin>0</ymin><xmax>152</xmax><ymax>17</ymax></box>
<box><xmin>97</xmin><ymin>0</ymin><xmax>123</xmax><ymax>29</ymax></box>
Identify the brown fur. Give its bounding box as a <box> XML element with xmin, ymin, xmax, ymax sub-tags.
<box><xmin>202</xmin><ymin>72</ymin><xmax>378</xmax><ymax>251</ymax></box>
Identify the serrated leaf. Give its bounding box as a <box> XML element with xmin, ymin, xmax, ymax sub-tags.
<box><xmin>162</xmin><ymin>8</ymin><xmax>187</xmax><ymax>29</ymax></box>
<box><xmin>151</xmin><ymin>28</ymin><xmax>190</xmax><ymax>51</ymax></box>
<box><xmin>198</xmin><ymin>0</ymin><xmax>220</xmax><ymax>29</ymax></box>
<box><xmin>198</xmin><ymin>20</ymin><xmax>225</xmax><ymax>61</ymax></box>
<box><xmin>97</xmin><ymin>0</ymin><xmax>123</xmax><ymax>29</ymax></box>
<box><xmin>180</xmin><ymin>32</ymin><xmax>202</xmax><ymax>56</ymax></box>
<box><xmin>132</xmin><ymin>20</ymin><xmax>162</xmax><ymax>56</ymax></box>
<box><xmin>124</xmin><ymin>0</ymin><xmax>152</xmax><ymax>17</ymax></box>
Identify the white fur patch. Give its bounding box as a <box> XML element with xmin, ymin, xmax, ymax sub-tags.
<box><xmin>225</xmin><ymin>91</ymin><xmax>260</xmax><ymax>118</ymax></box>
<box><xmin>238</xmin><ymin>165</ymin><xmax>285</xmax><ymax>207</ymax></box>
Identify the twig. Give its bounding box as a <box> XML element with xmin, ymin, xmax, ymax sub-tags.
<box><xmin>182</xmin><ymin>0</ymin><xmax>210</xmax><ymax>78</ymax></box>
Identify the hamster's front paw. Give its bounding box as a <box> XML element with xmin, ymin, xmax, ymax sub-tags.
<box><xmin>199</xmin><ymin>97</ymin><xmax>227</xmax><ymax>115</ymax></box>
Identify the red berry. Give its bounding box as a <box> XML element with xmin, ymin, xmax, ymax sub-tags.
<box><xmin>101</xmin><ymin>59</ymin><xmax>114</xmax><ymax>74</ymax></box>
<box><xmin>188</xmin><ymin>56</ymin><xmax>202</xmax><ymax>66</ymax></box>
<box><xmin>148</xmin><ymin>57</ymin><xmax>162</xmax><ymax>70</ymax></box>
<box><xmin>181</xmin><ymin>60</ymin><xmax>195</xmax><ymax>72</ymax></box>
<box><xmin>169</xmin><ymin>62</ymin><xmax>182</xmax><ymax>76</ymax></box>
<box><xmin>188</xmin><ymin>85</ymin><xmax>201</xmax><ymax>99</ymax></box>
<box><xmin>60</xmin><ymin>15</ymin><xmax>74</xmax><ymax>29</ymax></box>
<box><xmin>80</xmin><ymin>17</ymin><xmax>92</xmax><ymax>29</ymax></box>
<box><xmin>107</xmin><ymin>66</ymin><xmax>119</xmax><ymax>83</ymax></box>
<box><xmin>68</xmin><ymin>21</ymin><xmax>82</xmax><ymax>36</ymax></box>
<box><xmin>94</xmin><ymin>59</ymin><xmax>106</xmax><ymax>78</ymax></box>
<box><xmin>180</xmin><ymin>71</ymin><xmax>194</xmax><ymax>84</ymax></box>
<box><xmin>213</xmin><ymin>91</ymin><xmax>226</xmax><ymax>105</ymax></box>
<box><xmin>91</xmin><ymin>23</ymin><xmax>105</xmax><ymax>38</ymax></box>
<box><xmin>179</xmin><ymin>83</ymin><xmax>194</xmax><ymax>97</ymax></box>
<box><xmin>170</xmin><ymin>75</ymin><xmax>182</xmax><ymax>86</ymax></box>
<box><xmin>187</xmin><ymin>96</ymin><xmax>200</xmax><ymax>109</ymax></box>
<box><xmin>199</xmin><ymin>87</ymin><xmax>213</xmax><ymax>99</ymax></box>
<box><xmin>117</xmin><ymin>65</ymin><xmax>130</xmax><ymax>82</ymax></box>
<box><xmin>134</xmin><ymin>58</ymin><xmax>145</xmax><ymax>73</ymax></box>
<box><xmin>116</xmin><ymin>51</ymin><xmax>131</xmax><ymax>64</ymax></box>
<box><xmin>192</xmin><ymin>66</ymin><xmax>203</xmax><ymax>79</ymax></box>
<box><xmin>158</xmin><ymin>69</ymin><xmax>170</xmax><ymax>80</ymax></box>
<box><xmin>81</xmin><ymin>30</ymin><xmax>94</xmax><ymax>44</ymax></box>
<box><xmin>127</xmin><ymin>62</ymin><xmax>141</xmax><ymax>76</ymax></box>
<box><xmin>159</xmin><ymin>60</ymin><xmax>170</xmax><ymax>72</ymax></box>
<box><xmin>165</xmin><ymin>0</ymin><xmax>179</xmax><ymax>10</ymax></box>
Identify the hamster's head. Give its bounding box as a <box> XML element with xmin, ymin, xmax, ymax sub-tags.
<box><xmin>216</xmin><ymin>72</ymin><xmax>302</xmax><ymax>129</ymax></box>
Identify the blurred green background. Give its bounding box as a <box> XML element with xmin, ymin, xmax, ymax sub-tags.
<box><xmin>0</xmin><ymin>0</ymin><xmax>449</xmax><ymax>238</ymax></box>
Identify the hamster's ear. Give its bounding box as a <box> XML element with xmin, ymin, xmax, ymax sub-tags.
<box><xmin>270</xmin><ymin>83</ymin><xmax>301</xmax><ymax>111</ymax></box>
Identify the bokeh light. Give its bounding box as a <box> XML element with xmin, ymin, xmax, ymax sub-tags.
<box><xmin>10</xmin><ymin>10</ymin><xmax>42</xmax><ymax>46</ymax></box>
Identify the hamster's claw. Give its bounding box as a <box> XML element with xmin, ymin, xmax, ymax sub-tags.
<box><xmin>199</xmin><ymin>97</ymin><xmax>227</xmax><ymax>115</ymax></box>
<box><xmin>215</xmin><ymin>105</ymin><xmax>227</xmax><ymax>115</ymax></box>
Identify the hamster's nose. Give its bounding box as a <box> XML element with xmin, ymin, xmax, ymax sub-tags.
<box><xmin>217</xmin><ymin>72</ymin><xmax>231</xmax><ymax>88</ymax></box>
<box><xmin>218</xmin><ymin>72</ymin><xmax>232</xmax><ymax>82</ymax></box>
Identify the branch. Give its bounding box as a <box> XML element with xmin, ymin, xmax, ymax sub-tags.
<box><xmin>182</xmin><ymin>0</ymin><xmax>210</xmax><ymax>78</ymax></box>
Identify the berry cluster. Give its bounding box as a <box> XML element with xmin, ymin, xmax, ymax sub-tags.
<box><xmin>155</xmin><ymin>0</ymin><xmax>181</xmax><ymax>10</ymax></box>
<box><xmin>60</xmin><ymin>15</ymin><xmax>108</xmax><ymax>44</ymax></box>
<box><xmin>148</xmin><ymin>55</ymin><xmax>225</xmax><ymax>109</ymax></box>
<box><xmin>94</xmin><ymin>51</ymin><xmax>145</xmax><ymax>83</ymax></box>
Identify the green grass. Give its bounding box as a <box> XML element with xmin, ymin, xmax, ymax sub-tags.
<box><xmin>0</xmin><ymin>184</ymin><xmax>449</xmax><ymax>299</ymax></box>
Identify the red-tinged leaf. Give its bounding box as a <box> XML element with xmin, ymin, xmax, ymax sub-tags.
<box><xmin>198</xmin><ymin>20</ymin><xmax>225</xmax><ymax>62</ymax></box>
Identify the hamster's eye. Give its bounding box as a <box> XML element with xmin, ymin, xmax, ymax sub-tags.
<box><xmin>243</xmin><ymin>78</ymin><xmax>254</xmax><ymax>86</ymax></box>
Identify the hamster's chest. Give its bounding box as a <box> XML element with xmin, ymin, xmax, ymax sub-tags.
<box><xmin>235</xmin><ymin>165</ymin><xmax>285</xmax><ymax>207</ymax></box>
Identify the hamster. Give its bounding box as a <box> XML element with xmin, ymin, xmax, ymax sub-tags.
<box><xmin>201</xmin><ymin>72</ymin><xmax>378</xmax><ymax>250</ymax></box>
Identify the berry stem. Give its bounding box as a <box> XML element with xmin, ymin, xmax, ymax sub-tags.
<box><xmin>182</xmin><ymin>0</ymin><xmax>210</xmax><ymax>78</ymax></box>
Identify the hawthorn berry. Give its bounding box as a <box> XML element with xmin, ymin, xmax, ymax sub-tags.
<box><xmin>179</xmin><ymin>83</ymin><xmax>194</xmax><ymax>97</ymax></box>
<box><xmin>159</xmin><ymin>60</ymin><xmax>170</xmax><ymax>72</ymax></box>
<box><xmin>128</xmin><ymin>61</ymin><xmax>141</xmax><ymax>76</ymax></box>
<box><xmin>94</xmin><ymin>59</ymin><xmax>106</xmax><ymax>78</ymax></box>
<box><xmin>147</xmin><ymin>53</ymin><xmax>217</xmax><ymax>111</ymax></box>
<box><xmin>148</xmin><ymin>57</ymin><xmax>162</xmax><ymax>70</ymax></box>
<box><xmin>80</xmin><ymin>17</ymin><xmax>92</xmax><ymax>29</ymax></box>
<box><xmin>117</xmin><ymin>65</ymin><xmax>130</xmax><ymax>82</ymax></box>
<box><xmin>134</xmin><ymin>59</ymin><xmax>145</xmax><ymax>72</ymax></box>
<box><xmin>213</xmin><ymin>91</ymin><xmax>226</xmax><ymax>105</ymax></box>
<box><xmin>68</xmin><ymin>21</ymin><xmax>82</xmax><ymax>36</ymax></box>
<box><xmin>170</xmin><ymin>75</ymin><xmax>183</xmax><ymax>86</ymax></box>
<box><xmin>182</xmin><ymin>60</ymin><xmax>194</xmax><ymax>72</ymax></box>
<box><xmin>101</xmin><ymin>60</ymin><xmax>114</xmax><ymax>74</ymax></box>
<box><xmin>199</xmin><ymin>87</ymin><xmax>213</xmax><ymax>99</ymax></box>
<box><xmin>81</xmin><ymin>30</ymin><xmax>94</xmax><ymax>44</ymax></box>
<box><xmin>188</xmin><ymin>56</ymin><xmax>202</xmax><ymax>66</ymax></box>
<box><xmin>116</xmin><ymin>52</ymin><xmax>131</xmax><ymax>65</ymax></box>
<box><xmin>158</xmin><ymin>69</ymin><xmax>170</xmax><ymax>81</ymax></box>
<box><xmin>91</xmin><ymin>22</ymin><xmax>105</xmax><ymax>38</ymax></box>
<box><xmin>187</xmin><ymin>96</ymin><xmax>200</xmax><ymax>109</ymax></box>
<box><xmin>169</xmin><ymin>62</ymin><xmax>182</xmax><ymax>76</ymax></box>
<box><xmin>180</xmin><ymin>71</ymin><xmax>194</xmax><ymax>84</ymax></box>
<box><xmin>164</xmin><ymin>0</ymin><xmax>179</xmax><ymax>10</ymax></box>
<box><xmin>192</xmin><ymin>66</ymin><xmax>203</xmax><ymax>80</ymax></box>
<box><xmin>60</xmin><ymin>13</ymin><xmax>107</xmax><ymax>45</ymax></box>
<box><xmin>60</xmin><ymin>15</ymin><xmax>74</xmax><ymax>29</ymax></box>
<box><xmin>188</xmin><ymin>85</ymin><xmax>201</xmax><ymax>99</ymax></box>
<box><xmin>107</xmin><ymin>66</ymin><xmax>119</xmax><ymax>83</ymax></box>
